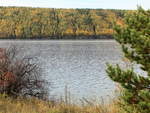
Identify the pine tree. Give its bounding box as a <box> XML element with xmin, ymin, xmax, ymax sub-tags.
<box><xmin>106</xmin><ymin>7</ymin><xmax>150</xmax><ymax>113</ymax></box>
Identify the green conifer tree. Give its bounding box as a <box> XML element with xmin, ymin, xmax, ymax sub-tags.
<box><xmin>106</xmin><ymin>7</ymin><xmax>150</xmax><ymax>113</ymax></box>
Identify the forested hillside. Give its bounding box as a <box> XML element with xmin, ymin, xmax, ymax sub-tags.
<box><xmin>0</xmin><ymin>7</ymin><xmax>126</xmax><ymax>39</ymax></box>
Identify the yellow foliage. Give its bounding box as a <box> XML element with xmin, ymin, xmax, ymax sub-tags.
<box><xmin>0</xmin><ymin>95</ymin><xmax>127</xmax><ymax>113</ymax></box>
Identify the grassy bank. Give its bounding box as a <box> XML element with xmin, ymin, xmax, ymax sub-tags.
<box><xmin>0</xmin><ymin>94</ymin><xmax>125</xmax><ymax>113</ymax></box>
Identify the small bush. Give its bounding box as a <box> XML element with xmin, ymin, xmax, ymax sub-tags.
<box><xmin>0</xmin><ymin>46</ymin><xmax>48</xmax><ymax>99</ymax></box>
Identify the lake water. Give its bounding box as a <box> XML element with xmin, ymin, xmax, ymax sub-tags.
<box><xmin>0</xmin><ymin>40</ymin><xmax>125</xmax><ymax>103</ymax></box>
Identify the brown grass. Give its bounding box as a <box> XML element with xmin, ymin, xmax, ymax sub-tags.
<box><xmin>0</xmin><ymin>94</ymin><xmax>127</xmax><ymax>113</ymax></box>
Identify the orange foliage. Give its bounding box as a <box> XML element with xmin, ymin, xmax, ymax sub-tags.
<box><xmin>0</xmin><ymin>48</ymin><xmax>16</xmax><ymax>87</ymax></box>
<box><xmin>0</xmin><ymin>72</ymin><xmax>16</xmax><ymax>87</ymax></box>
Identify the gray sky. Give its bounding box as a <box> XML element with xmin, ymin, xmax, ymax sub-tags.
<box><xmin>0</xmin><ymin>0</ymin><xmax>150</xmax><ymax>9</ymax></box>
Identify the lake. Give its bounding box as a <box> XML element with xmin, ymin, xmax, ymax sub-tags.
<box><xmin>0</xmin><ymin>40</ymin><xmax>125</xmax><ymax>103</ymax></box>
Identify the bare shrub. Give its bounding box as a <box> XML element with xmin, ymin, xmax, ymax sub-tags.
<box><xmin>0</xmin><ymin>46</ymin><xmax>48</xmax><ymax>99</ymax></box>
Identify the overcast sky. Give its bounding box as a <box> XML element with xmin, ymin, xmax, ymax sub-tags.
<box><xmin>0</xmin><ymin>0</ymin><xmax>150</xmax><ymax>9</ymax></box>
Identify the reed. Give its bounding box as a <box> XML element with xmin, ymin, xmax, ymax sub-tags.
<box><xmin>0</xmin><ymin>93</ymin><xmax>128</xmax><ymax>113</ymax></box>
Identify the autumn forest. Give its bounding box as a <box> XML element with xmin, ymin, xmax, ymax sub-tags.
<box><xmin>0</xmin><ymin>7</ymin><xmax>126</xmax><ymax>39</ymax></box>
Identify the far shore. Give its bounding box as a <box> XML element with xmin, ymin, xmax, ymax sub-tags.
<box><xmin>0</xmin><ymin>35</ymin><xmax>114</xmax><ymax>40</ymax></box>
<box><xmin>0</xmin><ymin>39</ymin><xmax>116</xmax><ymax>43</ymax></box>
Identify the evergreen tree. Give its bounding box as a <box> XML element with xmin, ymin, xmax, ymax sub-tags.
<box><xmin>106</xmin><ymin>7</ymin><xmax>150</xmax><ymax>113</ymax></box>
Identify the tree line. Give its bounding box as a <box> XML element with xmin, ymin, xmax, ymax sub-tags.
<box><xmin>0</xmin><ymin>7</ymin><xmax>126</xmax><ymax>39</ymax></box>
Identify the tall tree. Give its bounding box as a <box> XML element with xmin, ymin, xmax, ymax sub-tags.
<box><xmin>106</xmin><ymin>7</ymin><xmax>150</xmax><ymax>113</ymax></box>
<box><xmin>50</xmin><ymin>8</ymin><xmax>64</xmax><ymax>38</ymax></box>
<box><xmin>67</xmin><ymin>10</ymin><xmax>79</xmax><ymax>37</ymax></box>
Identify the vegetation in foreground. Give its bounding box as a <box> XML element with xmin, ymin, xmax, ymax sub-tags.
<box><xmin>0</xmin><ymin>94</ymin><xmax>130</xmax><ymax>113</ymax></box>
<box><xmin>0</xmin><ymin>7</ymin><xmax>126</xmax><ymax>39</ymax></box>
<box><xmin>0</xmin><ymin>47</ymin><xmax>48</xmax><ymax>99</ymax></box>
<box><xmin>107</xmin><ymin>7</ymin><xmax>150</xmax><ymax>113</ymax></box>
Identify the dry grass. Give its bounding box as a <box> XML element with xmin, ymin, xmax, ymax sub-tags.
<box><xmin>0</xmin><ymin>94</ymin><xmax>126</xmax><ymax>113</ymax></box>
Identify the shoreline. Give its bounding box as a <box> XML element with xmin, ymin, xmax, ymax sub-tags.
<box><xmin>0</xmin><ymin>35</ymin><xmax>114</xmax><ymax>40</ymax></box>
<box><xmin>0</xmin><ymin>39</ymin><xmax>116</xmax><ymax>43</ymax></box>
